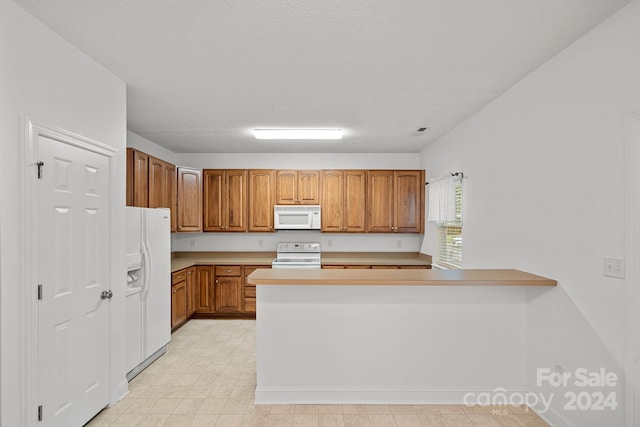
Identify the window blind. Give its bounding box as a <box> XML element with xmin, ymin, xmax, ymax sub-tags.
<box><xmin>436</xmin><ymin>182</ymin><xmax>462</xmax><ymax>269</ymax></box>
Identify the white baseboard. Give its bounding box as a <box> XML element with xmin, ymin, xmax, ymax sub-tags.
<box><xmin>530</xmin><ymin>402</ymin><xmax>576</xmax><ymax>427</ymax></box>
<box><xmin>255</xmin><ymin>386</ymin><xmax>527</xmax><ymax>405</ymax></box>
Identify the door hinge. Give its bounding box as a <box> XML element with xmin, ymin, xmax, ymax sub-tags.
<box><xmin>37</xmin><ymin>405</ymin><xmax>43</xmax><ymax>421</ymax></box>
<box><xmin>36</xmin><ymin>161</ymin><xmax>44</xmax><ymax>179</ymax></box>
<box><xmin>37</xmin><ymin>284</ymin><xmax>42</xmax><ymax>300</ymax></box>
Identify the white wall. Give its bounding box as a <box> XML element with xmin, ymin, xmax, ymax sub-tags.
<box><xmin>175</xmin><ymin>152</ymin><xmax>422</xmax><ymax>170</ymax></box>
<box><xmin>0</xmin><ymin>1</ymin><xmax>127</xmax><ymax>425</ymax></box>
<box><xmin>128</xmin><ymin>130</ymin><xmax>178</xmax><ymax>165</ymax></box>
<box><xmin>420</xmin><ymin>1</ymin><xmax>640</xmax><ymax>425</ymax></box>
<box><xmin>172</xmin><ymin>231</ymin><xmax>423</xmax><ymax>253</ymax></box>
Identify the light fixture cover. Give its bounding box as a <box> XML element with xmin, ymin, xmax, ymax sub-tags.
<box><xmin>254</xmin><ymin>129</ymin><xmax>343</xmax><ymax>140</ymax></box>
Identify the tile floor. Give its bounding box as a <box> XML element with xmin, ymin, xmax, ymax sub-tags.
<box><xmin>86</xmin><ymin>319</ymin><xmax>548</xmax><ymax>427</ymax></box>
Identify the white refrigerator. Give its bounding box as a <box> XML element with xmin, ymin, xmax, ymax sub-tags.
<box><xmin>125</xmin><ymin>207</ymin><xmax>171</xmax><ymax>380</ymax></box>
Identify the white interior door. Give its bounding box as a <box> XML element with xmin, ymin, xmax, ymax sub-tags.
<box><xmin>36</xmin><ymin>134</ymin><xmax>110</xmax><ymax>426</ymax></box>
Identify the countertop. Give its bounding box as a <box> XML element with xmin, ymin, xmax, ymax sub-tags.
<box><xmin>246</xmin><ymin>268</ymin><xmax>557</xmax><ymax>287</ymax></box>
<box><xmin>171</xmin><ymin>251</ymin><xmax>432</xmax><ymax>272</ymax></box>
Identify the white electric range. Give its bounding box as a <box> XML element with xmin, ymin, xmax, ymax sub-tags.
<box><xmin>271</xmin><ymin>242</ymin><xmax>321</xmax><ymax>269</ymax></box>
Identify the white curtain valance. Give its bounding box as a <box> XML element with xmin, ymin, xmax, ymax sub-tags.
<box><xmin>427</xmin><ymin>177</ymin><xmax>457</xmax><ymax>222</ymax></box>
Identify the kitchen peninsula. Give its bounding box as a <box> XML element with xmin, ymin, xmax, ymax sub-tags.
<box><xmin>248</xmin><ymin>268</ymin><xmax>556</xmax><ymax>405</ymax></box>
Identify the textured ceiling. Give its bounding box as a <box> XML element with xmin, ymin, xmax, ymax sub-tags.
<box><xmin>14</xmin><ymin>0</ymin><xmax>630</xmax><ymax>153</ymax></box>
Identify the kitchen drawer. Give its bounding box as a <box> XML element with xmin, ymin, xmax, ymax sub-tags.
<box><xmin>371</xmin><ymin>265</ymin><xmax>400</xmax><ymax>269</ymax></box>
<box><xmin>245</xmin><ymin>286</ymin><xmax>256</xmax><ymax>298</ymax></box>
<box><xmin>244</xmin><ymin>297</ymin><xmax>256</xmax><ymax>312</ymax></box>
<box><xmin>399</xmin><ymin>265</ymin><xmax>430</xmax><ymax>269</ymax></box>
<box><xmin>345</xmin><ymin>265</ymin><xmax>370</xmax><ymax>269</ymax></box>
<box><xmin>244</xmin><ymin>265</ymin><xmax>271</xmax><ymax>276</ymax></box>
<box><xmin>322</xmin><ymin>265</ymin><xmax>345</xmax><ymax>269</ymax></box>
<box><xmin>215</xmin><ymin>265</ymin><xmax>242</xmax><ymax>276</ymax></box>
<box><xmin>172</xmin><ymin>269</ymin><xmax>187</xmax><ymax>284</ymax></box>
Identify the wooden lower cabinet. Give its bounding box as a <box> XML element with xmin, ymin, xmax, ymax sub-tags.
<box><xmin>324</xmin><ymin>264</ymin><xmax>431</xmax><ymax>269</ymax></box>
<box><xmin>186</xmin><ymin>266</ymin><xmax>196</xmax><ymax>316</ymax></box>
<box><xmin>243</xmin><ymin>265</ymin><xmax>270</xmax><ymax>313</ymax></box>
<box><xmin>171</xmin><ymin>282</ymin><xmax>187</xmax><ymax>328</ymax></box>
<box><xmin>215</xmin><ymin>265</ymin><xmax>243</xmax><ymax>313</ymax></box>
<box><xmin>196</xmin><ymin>266</ymin><xmax>214</xmax><ymax>313</ymax></box>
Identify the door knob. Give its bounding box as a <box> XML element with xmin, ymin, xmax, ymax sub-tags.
<box><xmin>101</xmin><ymin>290</ymin><xmax>113</xmax><ymax>300</ymax></box>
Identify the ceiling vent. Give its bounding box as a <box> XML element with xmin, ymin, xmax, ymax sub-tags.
<box><xmin>411</xmin><ymin>127</ymin><xmax>429</xmax><ymax>136</ymax></box>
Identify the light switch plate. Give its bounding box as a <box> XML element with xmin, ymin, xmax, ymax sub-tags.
<box><xmin>604</xmin><ymin>257</ymin><xmax>625</xmax><ymax>279</ymax></box>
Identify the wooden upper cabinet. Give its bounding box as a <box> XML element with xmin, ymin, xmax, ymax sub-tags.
<box><xmin>126</xmin><ymin>148</ymin><xmax>149</xmax><ymax>207</ymax></box>
<box><xmin>203</xmin><ymin>170</ymin><xmax>247</xmax><ymax>232</ymax></box>
<box><xmin>126</xmin><ymin>148</ymin><xmax>134</xmax><ymax>206</ymax></box>
<box><xmin>226</xmin><ymin>170</ymin><xmax>248</xmax><ymax>231</ymax></box>
<box><xmin>165</xmin><ymin>163</ymin><xmax>177</xmax><ymax>233</ymax></box>
<box><xmin>149</xmin><ymin>156</ymin><xmax>177</xmax><ymax>232</ymax></box>
<box><xmin>276</xmin><ymin>170</ymin><xmax>319</xmax><ymax>205</ymax></box>
<box><xmin>321</xmin><ymin>171</ymin><xmax>344</xmax><ymax>232</ymax></box>
<box><xmin>367</xmin><ymin>170</ymin><xmax>424</xmax><ymax>233</ymax></box>
<box><xmin>126</xmin><ymin>149</ymin><xmax>177</xmax><ymax>231</ymax></box>
<box><xmin>248</xmin><ymin>170</ymin><xmax>275</xmax><ymax>232</ymax></box>
<box><xmin>203</xmin><ymin>170</ymin><xmax>224</xmax><ymax>231</ymax></box>
<box><xmin>298</xmin><ymin>170</ymin><xmax>320</xmax><ymax>204</ymax></box>
<box><xmin>395</xmin><ymin>170</ymin><xmax>424</xmax><ymax>233</ymax></box>
<box><xmin>344</xmin><ymin>170</ymin><xmax>366</xmax><ymax>232</ymax></box>
<box><xmin>321</xmin><ymin>170</ymin><xmax>366</xmax><ymax>232</ymax></box>
<box><xmin>177</xmin><ymin>167</ymin><xmax>202</xmax><ymax>232</ymax></box>
<box><xmin>367</xmin><ymin>171</ymin><xmax>395</xmax><ymax>232</ymax></box>
<box><xmin>148</xmin><ymin>156</ymin><xmax>165</xmax><ymax>208</ymax></box>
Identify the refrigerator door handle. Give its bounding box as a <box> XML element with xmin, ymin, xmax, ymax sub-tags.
<box><xmin>141</xmin><ymin>240</ymin><xmax>152</xmax><ymax>300</ymax></box>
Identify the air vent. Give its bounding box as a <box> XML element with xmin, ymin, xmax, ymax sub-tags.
<box><xmin>412</xmin><ymin>127</ymin><xmax>429</xmax><ymax>136</ymax></box>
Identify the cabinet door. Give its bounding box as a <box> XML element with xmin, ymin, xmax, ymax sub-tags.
<box><xmin>215</xmin><ymin>276</ymin><xmax>243</xmax><ymax>313</ymax></box>
<box><xmin>276</xmin><ymin>170</ymin><xmax>298</xmax><ymax>204</ymax></box>
<box><xmin>298</xmin><ymin>170</ymin><xmax>319</xmax><ymax>204</ymax></box>
<box><xmin>203</xmin><ymin>170</ymin><xmax>224</xmax><ymax>231</ymax></box>
<box><xmin>321</xmin><ymin>170</ymin><xmax>344</xmax><ymax>232</ymax></box>
<box><xmin>126</xmin><ymin>148</ymin><xmax>134</xmax><ymax>206</ymax></box>
<box><xmin>148</xmin><ymin>156</ymin><xmax>165</xmax><ymax>209</ymax></box>
<box><xmin>177</xmin><ymin>167</ymin><xmax>202</xmax><ymax>232</ymax></box>
<box><xmin>344</xmin><ymin>170</ymin><xmax>366</xmax><ymax>232</ymax></box>
<box><xmin>243</xmin><ymin>265</ymin><xmax>270</xmax><ymax>313</ymax></box>
<box><xmin>395</xmin><ymin>170</ymin><xmax>424</xmax><ymax>233</ymax></box>
<box><xmin>248</xmin><ymin>170</ymin><xmax>275</xmax><ymax>232</ymax></box>
<box><xmin>171</xmin><ymin>282</ymin><xmax>187</xmax><ymax>328</ymax></box>
<box><xmin>367</xmin><ymin>170</ymin><xmax>394</xmax><ymax>232</ymax></box>
<box><xmin>132</xmin><ymin>149</ymin><xmax>149</xmax><ymax>207</ymax></box>
<box><xmin>164</xmin><ymin>163</ymin><xmax>177</xmax><ymax>232</ymax></box>
<box><xmin>225</xmin><ymin>170</ymin><xmax>247</xmax><ymax>231</ymax></box>
<box><xmin>195</xmin><ymin>266</ymin><xmax>213</xmax><ymax>313</ymax></box>
<box><xmin>186</xmin><ymin>267</ymin><xmax>197</xmax><ymax>316</ymax></box>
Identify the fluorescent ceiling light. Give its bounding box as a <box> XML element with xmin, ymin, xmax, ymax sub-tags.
<box><xmin>254</xmin><ymin>129</ymin><xmax>343</xmax><ymax>140</ymax></box>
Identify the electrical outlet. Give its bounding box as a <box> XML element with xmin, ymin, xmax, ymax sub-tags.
<box><xmin>604</xmin><ymin>257</ymin><xmax>625</xmax><ymax>279</ymax></box>
<box><xmin>189</xmin><ymin>239</ymin><xmax>195</xmax><ymax>248</ymax></box>
<box><xmin>328</xmin><ymin>239</ymin><xmax>333</xmax><ymax>248</ymax></box>
<box><xmin>396</xmin><ymin>240</ymin><xmax>402</xmax><ymax>248</ymax></box>
<box><xmin>258</xmin><ymin>239</ymin><xmax>263</xmax><ymax>248</ymax></box>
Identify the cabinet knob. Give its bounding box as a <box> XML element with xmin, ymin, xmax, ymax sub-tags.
<box><xmin>215</xmin><ymin>280</ymin><xmax>219</xmax><ymax>284</ymax></box>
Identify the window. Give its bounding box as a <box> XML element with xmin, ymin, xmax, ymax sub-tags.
<box><xmin>436</xmin><ymin>181</ymin><xmax>462</xmax><ymax>269</ymax></box>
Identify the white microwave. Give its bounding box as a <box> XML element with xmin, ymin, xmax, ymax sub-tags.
<box><xmin>274</xmin><ymin>205</ymin><xmax>321</xmax><ymax>230</ymax></box>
